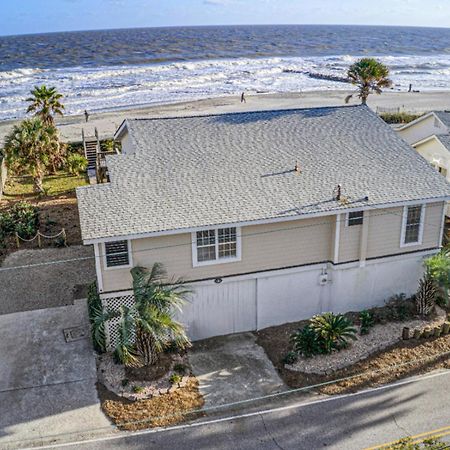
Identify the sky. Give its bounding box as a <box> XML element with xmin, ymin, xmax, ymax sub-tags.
<box><xmin>1</xmin><ymin>0</ymin><xmax>449</xmax><ymax>36</ymax></box>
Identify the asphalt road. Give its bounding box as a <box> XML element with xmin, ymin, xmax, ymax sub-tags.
<box><xmin>28</xmin><ymin>370</ymin><xmax>450</xmax><ymax>450</ymax></box>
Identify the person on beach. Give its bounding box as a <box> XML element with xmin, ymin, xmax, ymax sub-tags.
<box><xmin>240</xmin><ymin>92</ymin><xmax>246</xmax><ymax>103</ymax></box>
<box><xmin>84</xmin><ymin>110</ymin><xmax>89</xmax><ymax>122</ymax></box>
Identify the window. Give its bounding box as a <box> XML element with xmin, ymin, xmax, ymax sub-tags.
<box><xmin>438</xmin><ymin>166</ymin><xmax>448</xmax><ymax>178</ymax></box>
<box><xmin>193</xmin><ymin>227</ymin><xmax>240</xmax><ymax>266</ymax></box>
<box><xmin>347</xmin><ymin>211</ymin><xmax>364</xmax><ymax>226</ymax></box>
<box><xmin>105</xmin><ymin>240</ymin><xmax>130</xmax><ymax>268</ymax></box>
<box><xmin>401</xmin><ymin>205</ymin><xmax>424</xmax><ymax>246</ymax></box>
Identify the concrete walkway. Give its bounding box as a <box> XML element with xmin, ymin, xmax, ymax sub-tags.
<box><xmin>0</xmin><ymin>301</ymin><xmax>111</xmax><ymax>449</ymax></box>
<box><xmin>189</xmin><ymin>333</ymin><xmax>286</xmax><ymax>408</ymax></box>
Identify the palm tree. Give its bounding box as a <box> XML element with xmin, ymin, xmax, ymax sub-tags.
<box><xmin>345</xmin><ymin>58</ymin><xmax>392</xmax><ymax>105</ymax></box>
<box><xmin>93</xmin><ymin>263</ymin><xmax>191</xmax><ymax>367</ymax></box>
<box><xmin>26</xmin><ymin>85</ymin><xmax>64</xmax><ymax>126</ymax></box>
<box><xmin>3</xmin><ymin>118</ymin><xmax>61</xmax><ymax>193</ymax></box>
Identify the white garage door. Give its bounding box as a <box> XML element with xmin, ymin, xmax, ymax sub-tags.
<box><xmin>180</xmin><ymin>279</ymin><xmax>257</xmax><ymax>341</ymax></box>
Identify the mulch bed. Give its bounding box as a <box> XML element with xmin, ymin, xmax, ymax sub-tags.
<box><xmin>98</xmin><ymin>377</ymin><xmax>205</xmax><ymax>430</ymax></box>
<box><xmin>255</xmin><ymin>325</ymin><xmax>450</xmax><ymax>396</ymax></box>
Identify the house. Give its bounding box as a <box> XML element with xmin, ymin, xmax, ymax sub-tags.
<box><xmin>76</xmin><ymin>105</ymin><xmax>450</xmax><ymax>343</ymax></box>
<box><xmin>396</xmin><ymin>111</ymin><xmax>450</xmax><ymax>214</ymax></box>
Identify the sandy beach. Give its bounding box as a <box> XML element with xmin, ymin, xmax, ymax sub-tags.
<box><xmin>1</xmin><ymin>89</ymin><xmax>450</xmax><ymax>144</ymax></box>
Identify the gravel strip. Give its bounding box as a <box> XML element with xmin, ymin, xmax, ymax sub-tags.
<box><xmin>0</xmin><ymin>245</ymin><xmax>95</xmax><ymax>314</ymax></box>
<box><xmin>287</xmin><ymin>309</ymin><xmax>447</xmax><ymax>375</ymax></box>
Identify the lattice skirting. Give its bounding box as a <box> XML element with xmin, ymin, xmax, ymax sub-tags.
<box><xmin>101</xmin><ymin>294</ymin><xmax>135</xmax><ymax>351</ymax></box>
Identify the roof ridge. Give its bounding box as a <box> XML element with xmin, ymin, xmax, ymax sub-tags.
<box><xmin>127</xmin><ymin>104</ymin><xmax>364</xmax><ymax>123</ymax></box>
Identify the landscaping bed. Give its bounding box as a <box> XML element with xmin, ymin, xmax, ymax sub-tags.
<box><xmin>97</xmin><ymin>351</ymin><xmax>204</xmax><ymax>430</ymax></box>
<box><xmin>256</xmin><ymin>325</ymin><xmax>450</xmax><ymax>395</ymax></box>
<box><xmin>98</xmin><ymin>377</ymin><xmax>204</xmax><ymax>430</ymax></box>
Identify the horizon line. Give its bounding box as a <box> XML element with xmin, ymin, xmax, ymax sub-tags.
<box><xmin>2</xmin><ymin>22</ymin><xmax>450</xmax><ymax>39</ymax></box>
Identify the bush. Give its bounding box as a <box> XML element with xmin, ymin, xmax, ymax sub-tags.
<box><xmin>65</xmin><ymin>153</ymin><xmax>88</xmax><ymax>175</ymax></box>
<box><xmin>373</xmin><ymin>294</ymin><xmax>416</xmax><ymax>323</ymax></box>
<box><xmin>0</xmin><ymin>201</ymin><xmax>39</xmax><ymax>242</ymax></box>
<box><xmin>132</xmin><ymin>385</ymin><xmax>144</xmax><ymax>393</ymax></box>
<box><xmin>282</xmin><ymin>351</ymin><xmax>298</xmax><ymax>365</ymax></box>
<box><xmin>386</xmin><ymin>437</ymin><xmax>447</xmax><ymax>449</ymax></box>
<box><xmin>425</xmin><ymin>250</ymin><xmax>450</xmax><ymax>307</ymax></box>
<box><xmin>359</xmin><ymin>310</ymin><xmax>374</xmax><ymax>335</ymax></box>
<box><xmin>291</xmin><ymin>325</ymin><xmax>323</xmax><ymax>358</ymax></box>
<box><xmin>379</xmin><ymin>112</ymin><xmax>422</xmax><ymax>124</ymax></box>
<box><xmin>87</xmin><ymin>281</ymin><xmax>107</xmax><ymax>353</ymax></box>
<box><xmin>310</xmin><ymin>312</ymin><xmax>357</xmax><ymax>353</ymax></box>
<box><xmin>169</xmin><ymin>373</ymin><xmax>183</xmax><ymax>385</ymax></box>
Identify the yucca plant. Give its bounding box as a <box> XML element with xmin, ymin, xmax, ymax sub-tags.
<box><xmin>310</xmin><ymin>312</ymin><xmax>357</xmax><ymax>353</ymax></box>
<box><xmin>415</xmin><ymin>274</ymin><xmax>438</xmax><ymax>317</ymax></box>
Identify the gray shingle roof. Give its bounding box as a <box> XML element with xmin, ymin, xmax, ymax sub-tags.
<box><xmin>434</xmin><ymin>111</ymin><xmax>450</xmax><ymax>130</ymax></box>
<box><xmin>436</xmin><ymin>134</ymin><xmax>450</xmax><ymax>152</ymax></box>
<box><xmin>76</xmin><ymin>105</ymin><xmax>450</xmax><ymax>242</ymax></box>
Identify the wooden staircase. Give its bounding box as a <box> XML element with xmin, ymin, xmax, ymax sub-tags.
<box><xmin>82</xmin><ymin>128</ymin><xmax>100</xmax><ymax>184</ymax></box>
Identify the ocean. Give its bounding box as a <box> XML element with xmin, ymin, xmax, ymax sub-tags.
<box><xmin>1</xmin><ymin>24</ymin><xmax>450</xmax><ymax>120</ymax></box>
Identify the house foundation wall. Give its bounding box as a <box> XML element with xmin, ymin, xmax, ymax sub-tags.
<box><xmin>101</xmin><ymin>250</ymin><xmax>434</xmax><ymax>344</ymax></box>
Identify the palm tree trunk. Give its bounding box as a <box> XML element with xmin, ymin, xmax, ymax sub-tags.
<box><xmin>136</xmin><ymin>327</ymin><xmax>159</xmax><ymax>366</ymax></box>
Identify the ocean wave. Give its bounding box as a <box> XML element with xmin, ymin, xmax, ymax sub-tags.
<box><xmin>2</xmin><ymin>54</ymin><xmax>450</xmax><ymax>120</ymax></box>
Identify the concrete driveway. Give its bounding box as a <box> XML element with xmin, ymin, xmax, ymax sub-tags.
<box><xmin>0</xmin><ymin>301</ymin><xmax>111</xmax><ymax>449</ymax></box>
<box><xmin>189</xmin><ymin>333</ymin><xmax>286</xmax><ymax>408</ymax></box>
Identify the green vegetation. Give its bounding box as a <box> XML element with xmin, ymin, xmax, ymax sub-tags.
<box><xmin>0</xmin><ymin>201</ymin><xmax>39</xmax><ymax>245</ymax></box>
<box><xmin>380</xmin><ymin>112</ymin><xmax>422</xmax><ymax>124</ymax></box>
<box><xmin>424</xmin><ymin>249</ymin><xmax>450</xmax><ymax>307</ymax></box>
<box><xmin>132</xmin><ymin>385</ymin><xmax>145</xmax><ymax>394</ymax></box>
<box><xmin>26</xmin><ymin>85</ymin><xmax>64</xmax><ymax>126</ymax></box>
<box><xmin>173</xmin><ymin>363</ymin><xmax>187</xmax><ymax>375</ymax></box>
<box><xmin>87</xmin><ymin>282</ymin><xmax>107</xmax><ymax>353</ymax></box>
<box><xmin>3</xmin><ymin>171</ymin><xmax>87</xmax><ymax>199</ymax></box>
<box><xmin>386</xmin><ymin>437</ymin><xmax>447</xmax><ymax>449</ymax></box>
<box><xmin>291</xmin><ymin>312</ymin><xmax>357</xmax><ymax>358</ymax></box>
<box><xmin>346</xmin><ymin>58</ymin><xmax>392</xmax><ymax>105</ymax></box>
<box><xmin>359</xmin><ymin>310</ymin><xmax>374</xmax><ymax>335</ymax></box>
<box><xmin>65</xmin><ymin>153</ymin><xmax>88</xmax><ymax>176</ymax></box>
<box><xmin>3</xmin><ymin>118</ymin><xmax>63</xmax><ymax>193</ymax></box>
<box><xmin>91</xmin><ymin>263</ymin><xmax>191</xmax><ymax>367</ymax></box>
<box><xmin>169</xmin><ymin>373</ymin><xmax>183</xmax><ymax>385</ymax></box>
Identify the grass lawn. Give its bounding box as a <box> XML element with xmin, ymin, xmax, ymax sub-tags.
<box><xmin>2</xmin><ymin>171</ymin><xmax>88</xmax><ymax>200</ymax></box>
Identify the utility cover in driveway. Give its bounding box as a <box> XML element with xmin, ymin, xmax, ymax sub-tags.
<box><xmin>0</xmin><ymin>301</ymin><xmax>111</xmax><ymax>449</ymax></box>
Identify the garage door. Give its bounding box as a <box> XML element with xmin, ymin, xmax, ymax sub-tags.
<box><xmin>180</xmin><ymin>279</ymin><xmax>257</xmax><ymax>341</ymax></box>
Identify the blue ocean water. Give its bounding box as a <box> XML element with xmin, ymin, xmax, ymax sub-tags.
<box><xmin>1</xmin><ymin>25</ymin><xmax>450</xmax><ymax>120</ymax></box>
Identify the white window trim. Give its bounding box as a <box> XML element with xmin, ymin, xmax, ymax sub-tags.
<box><xmin>345</xmin><ymin>210</ymin><xmax>364</xmax><ymax>227</ymax></box>
<box><xmin>192</xmin><ymin>226</ymin><xmax>242</xmax><ymax>267</ymax></box>
<box><xmin>103</xmin><ymin>239</ymin><xmax>133</xmax><ymax>271</ymax></box>
<box><xmin>400</xmin><ymin>204</ymin><xmax>426</xmax><ymax>248</ymax></box>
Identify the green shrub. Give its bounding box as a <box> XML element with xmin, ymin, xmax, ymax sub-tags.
<box><xmin>424</xmin><ymin>250</ymin><xmax>450</xmax><ymax>306</ymax></box>
<box><xmin>169</xmin><ymin>373</ymin><xmax>183</xmax><ymax>384</ymax></box>
<box><xmin>87</xmin><ymin>281</ymin><xmax>107</xmax><ymax>353</ymax></box>
<box><xmin>379</xmin><ymin>112</ymin><xmax>422</xmax><ymax>124</ymax></box>
<box><xmin>386</xmin><ymin>437</ymin><xmax>447</xmax><ymax>449</ymax></box>
<box><xmin>383</xmin><ymin>294</ymin><xmax>417</xmax><ymax>321</ymax></box>
<box><xmin>310</xmin><ymin>312</ymin><xmax>357</xmax><ymax>353</ymax></box>
<box><xmin>291</xmin><ymin>325</ymin><xmax>322</xmax><ymax>358</ymax></box>
<box><xmin>0</xmin><ymin>201</ymin><xmax>39</xmax><ymax>242</ymax></box>
<box><xmin>121</xmin><ymin>378</ymin><xmax>129</xmax><ymax>387</ymax></box>
<box><xmin>65</xmin><ymin>153</ymin><xmax>88</xmax><ymax>175</ymax></box>
<box><xmin>132</xmin><ymin>385</ymin><xmax>144</xmax><ymax>393</ymax></box>
<box><xmin>282</xmin><ymin>351</ymin><xmax>298</xmax><ymax>365</ymax></box>
<box><xmin>359</xmin><ymin>310</ymin><xmax>374</xmax><ymax>335</ymax></box>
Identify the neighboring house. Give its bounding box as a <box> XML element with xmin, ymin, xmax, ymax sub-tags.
<box><xmin>396</xmin><ymin>111</ymin><xmax>450</xmax><ymax>214</ymax></box>
<box><xmin>76</xmin><ymin>105</ymin><xmax>450</xmax><ymax>343</ymax></box>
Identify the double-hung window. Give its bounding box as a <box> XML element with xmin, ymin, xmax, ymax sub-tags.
<box><xmin>347</xmin><ymin>211</ymin><xmax>364</xmax><ymax>226</ymax></box>
<box><xmin>401</xmin><ymin>205</ymin><xmax>424</xmax><ymax>246</ymax></box>
<box><xmin>104</xmin><ymin>240</ymin><xmax>131</xmax><ymax>268</ymax></box>
<box><xmin>193</xmin><ymin>227</ymin><xmax>241</xmax><ymax>266</ymax></box>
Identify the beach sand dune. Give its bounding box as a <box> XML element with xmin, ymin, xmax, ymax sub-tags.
<box><xmin>1</xmin><ymin>90</ymin><xmax>450</xmax><ymax>144</ymax></box>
